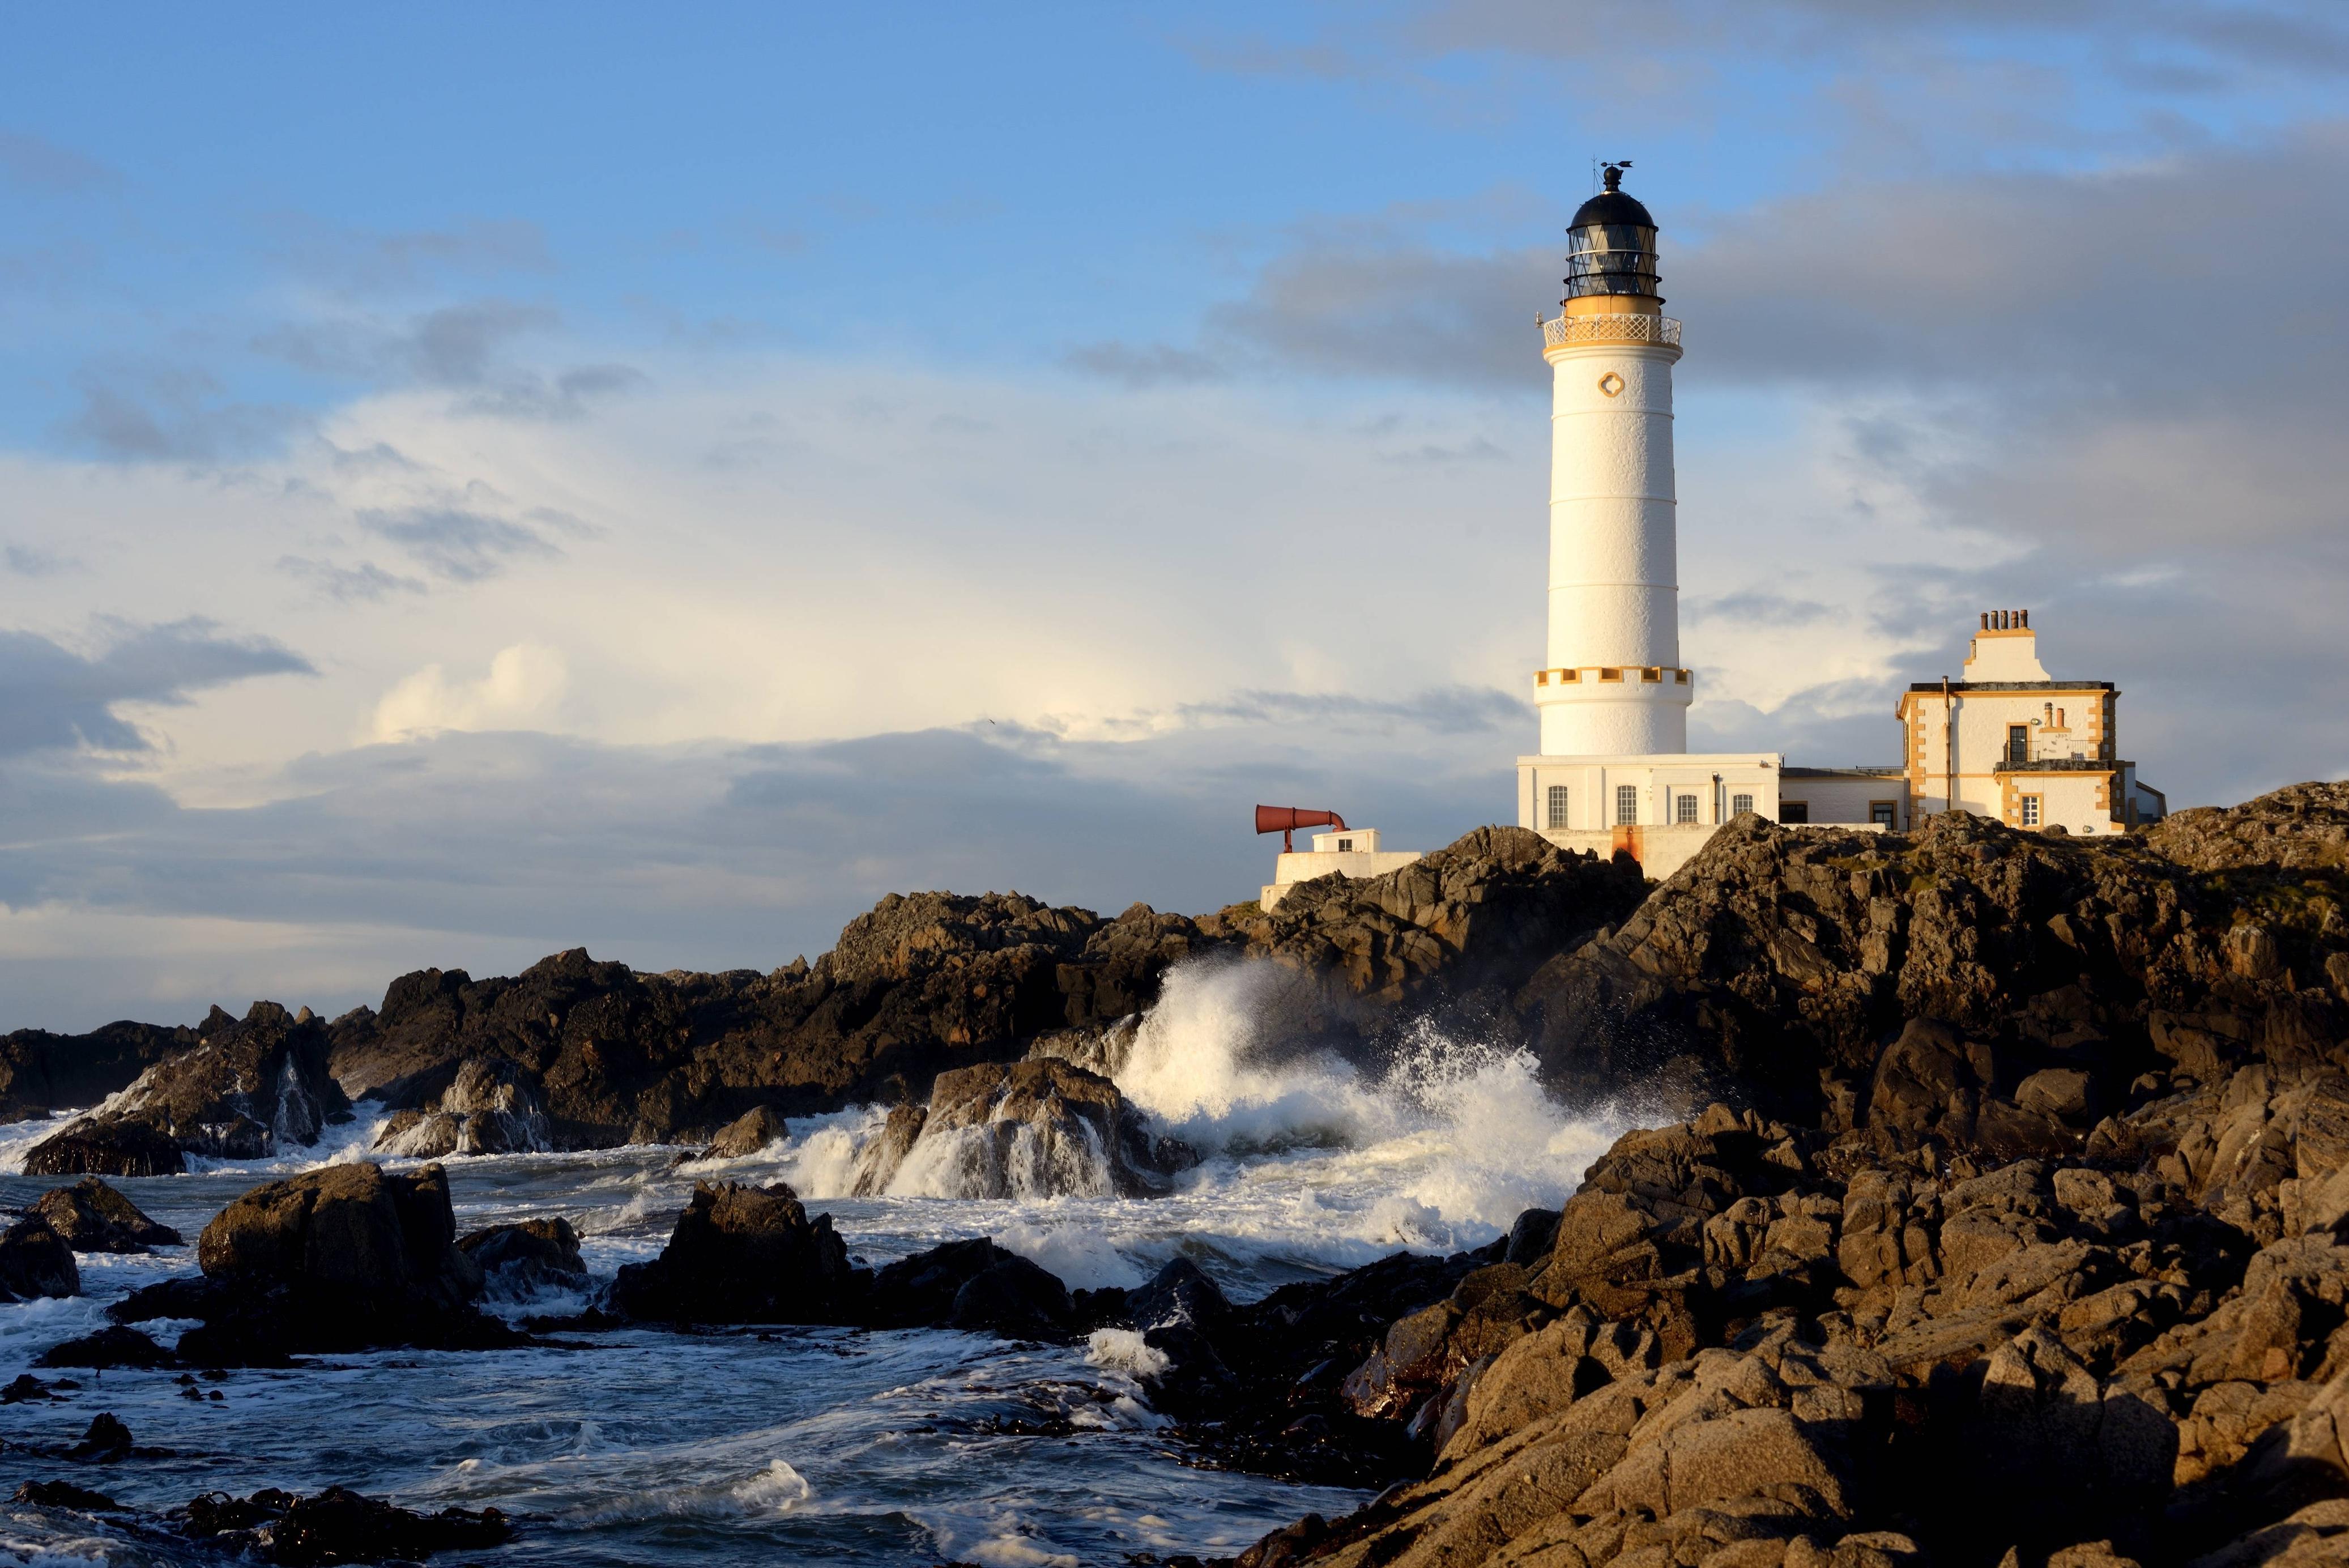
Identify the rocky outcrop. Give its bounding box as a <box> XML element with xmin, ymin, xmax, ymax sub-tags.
<box><xmin>22</xmin><ymin>1003</ymin><xmax>346</xmax><ymax>1176</ymax></box>
<box><xmin>107</xmin><ymin>1161</ymin><xmax>515</xmax><ymax>1363</ymax></box>
<box><xmin>373</xmin><ymin>1055</ymin><xmax>552</xmax><ymax>1157</ymax></box>
<box><xmin>607</xmin><ymin>1181</ymin><xmax>858</xmax><ymax>1324</ymax></box>
<box><xmin>319</xmin><ymin>893</ymin><xmax>1203</xmax><ymax>1148</ymax></box>
<box><xmin>1226</xmin><ymin>1056</ymin><xmax>2349</xmax><ymax>1568</ymax></box>
<box><xmin>2150</xmin><ymin>783</ymin><xmax>2349</xmax><ymax>875</ymax></box>
<box><xmin>850</xmin><ymin>1058</ymin><xmax>1192</xmax><ymax>1199</ymax></box>
<box><xmin>1207</xmin><ymin>826</ymin><xmax>1649</xmax><ymax>1009</ymax></box>
<box><xmin>458</xmin><ymin>1217</ymin><xmax>587</xmax><ymax>1296</ymax></box>
<box><xmin>3</xmin><ymin>828</ymin><xmax>1652</xmax><ymax>1151</ymax></box>
<box><xmin>0</xmin><ymin>1214</ymin><xmax>78</xmax><ymax>1301</ymax></box>
<box><xmin>31</xmin><ymin>1178</ymin><xmax>183</xmax><ymax>1252</ymax></box>
<box><xmin>0</xmin><ymin>1018</ymin><xmax>194</xmax><ymax>1123</ymax></box>
<box><xmin>1518</xmin><ymin>799</ymin><xmax>2349</xmax><ymax>1126</ymax></box>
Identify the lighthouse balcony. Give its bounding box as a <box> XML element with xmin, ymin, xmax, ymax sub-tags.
<box><xmin>1541</xmin><ymin>313</ymin><xmax>1682</xmax><ymax>348</ymax></box>
<box><xmin>1535</xmin><ymin>666</ymin><xmax>1691</xmax><ymax>687</ymax></box>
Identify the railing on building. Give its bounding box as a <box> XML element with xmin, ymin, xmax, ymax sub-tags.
<box><xmin>1541</xmin><ymin>314</ymin><xmax>1683</xmax><ymax>348</ymax></box>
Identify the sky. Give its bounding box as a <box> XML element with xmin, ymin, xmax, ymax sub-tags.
<box><xmin>5</xmin><ymin>2</ymin><xmax>2347</xmax><ymax>1029</ymax></box>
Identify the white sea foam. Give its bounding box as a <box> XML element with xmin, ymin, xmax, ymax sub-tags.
<box><xmin>1084</xmin><ymin>1328</ymin><xmax>1170</xmax><ymax>1380</ymax></box>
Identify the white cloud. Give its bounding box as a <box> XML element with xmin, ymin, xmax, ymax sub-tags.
<box><xmin>369</xmin><ymin>642</ymin><xmax>568</xmax><ymax>742</ymax></box>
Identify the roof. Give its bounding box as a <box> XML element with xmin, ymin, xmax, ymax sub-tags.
<box><xmin>1993</xmin><ymin>758</ymin><xmax>2132</xmax><ymax>774</ymax></box>
<box><xmin>1782</xmin><ymin>766</ymin><xmax>1904</xmax><ymax>778</ymax></box>
<box><xmin>1902</xmin><ymin>680</ymin><xmax>2116</xmax><ymax>693</ymax></box>
<box><xmin>1570</xmin><ymin>189</ymin><xmax>1657</xmax><ymax>230</ymax></box>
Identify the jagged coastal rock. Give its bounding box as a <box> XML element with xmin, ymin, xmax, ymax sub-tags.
<box><xmin>850</xmin><ymin>1056</ymin><xmax>1192</xmax><ymax>1199</ymax></box>
<box><xmin>22</xmin><ymin>1002</ymin><xmax>344</xmax><ymax>1177</ymax></box>
<box><xmin>372</xmin><ymin>1053</ymin><xmax>553</xmax><ymax>1157</ymax></box>
<box><xmin>5</xmin><ymin>782</ymin><xmax>2349</xmax><ymax>1565</ymax></box>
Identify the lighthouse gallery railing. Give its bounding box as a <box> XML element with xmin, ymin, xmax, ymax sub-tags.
<box><xmin>1541</xmin><ymin>314</ymin><xmax>1682</xmax><ymax>348</ymax></box>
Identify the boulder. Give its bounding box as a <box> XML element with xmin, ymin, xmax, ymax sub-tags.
<box><xmin>180</xmin><ymin>1485</ymin><xmax>511</xmax><ymax>1561</ymax></box>
<box><xmin>878</xmin><ymin>1058</ymin><xmax>1190</xmax><ymax>1199</ymax></box>
<box><xmin>867</xmin><ymin>1237</ymin><xmax>1037</xmax><ymax>1328</ymax></box>
<box><xmin>704</xmin><ymin>1103</ymin><xmax>785</xmax><ymax>1158</ymax></box>
<box><xmin>0</xmin><ymin>1213</ymin><xmax>78</xmax><ymax>1301</ymax></box>
<box><xmin>108</xmin><ymin>1161</ymin><xmax>510</xmax><ymax>1363</ymax></box>
<box><xmin>947</xmin><ymin>1252</ymin><xmax>1072</xmax><ymax>1338</ymax></box>
<box><xmin>607</xmin><ymin>1181</ymin><xmax>857</xmax><ymax>1324</ymax></box>
<box><xmin>23</xmin><ymin>1002</ymin><xmax>345</xmax><ymax>1175</ymax></box>
<box><xmin>458</xmin><ymin>1217</ymin><xmax>588</xmax><ymax>1295</ymax></box>
<box><xmin>32</xmin><ymin>1178</ymin><xmax>183</xmax><ymax>1252</ymax></box>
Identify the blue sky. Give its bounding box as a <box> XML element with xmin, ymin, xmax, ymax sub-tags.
<box><xmin>5</xmin><ymin>2</ymin><xmax>2347</xmax><ymax>1026</ymax></box>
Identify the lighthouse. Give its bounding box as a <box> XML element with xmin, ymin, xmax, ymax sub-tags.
<box><xmin>1515</xmin><ymin>167</ymin><xmax>1785</xmax><ymax>868</ymax></box>
<box><xmin>1536</xmin><ymin>164</ymin><xmax>1690</xmax><ymax>756</ymax></box>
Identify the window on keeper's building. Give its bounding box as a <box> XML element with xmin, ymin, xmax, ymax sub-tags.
<box><xmin>1781</xmin><ymin>800</ymin><xmax>1810</xmax><ymax>824</ymax></box>
<box><xmin>1870</xmin><ymin>801</ymin><xmax>1898</xmax><ymax>826</ymax></box>
<box><xmin>1732</xmin><ymin>792</ymin><xmax>1755</xmax><ymax>816</ymax></box>
<box><xmin>1676</xmin><ymin>793</ymin><xmax>1697</xmax><ymax>824</ymax></box>
<box><xmin>1546</xmin><ymin>785</ymin><xmax>1569</xmax><ymax>829</ymax></box>
<box><xmin>2008</xmin><ymin>725</ymin><xmax>2030</xmax><ymax>765</ymax></box>
<box><xmin>1615</xmin><ymin>785</ymin><xmax>1638</xmax><ymax>825</ymax></box>
<box><xmin>2021</xmin><ymin>794</ymin><xmax>2042</xmax><ymax>828</ymax></box>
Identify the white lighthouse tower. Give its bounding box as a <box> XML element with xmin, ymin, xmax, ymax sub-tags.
<box><xmin>1516</xmin><ymin>167</ymin><xmax>1783</xmax><ymax>866</ymax></box>
<box><xmin>1538</xmin><ymin>165</ymin><xmax>1690</xmax><ymax>756</ymax></box>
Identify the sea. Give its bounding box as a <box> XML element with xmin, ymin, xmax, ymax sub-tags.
<box><xmin>0</xmin><ymin>959</ymin><xmax>1644</xmax><ymax>1566</ymax></box>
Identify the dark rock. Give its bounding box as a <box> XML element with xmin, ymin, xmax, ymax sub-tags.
<box><xmin>37</xmin><ymin>1326</ymin><xmax>175</xmax><ymax>1370</ymax></box>
<box><xmin>323</xmin><ymin>890</ymin><xmax>1194</xmax><ymax>1146</ymax></box>
<box><xmin>867</xmin><ymin>1237</ymin><xmax>1030</xmax><ymax>1328</ymax></box>
<box><xmin>607</xmin><ymin>1181</ymin><xmax>856</xmax><ymax>1324</ymax></box>
<box><xmin>704</xmin><ymin>1103</ymin><xmax>785</xmax><ymax>1158</ymax></box>
<box><xmin>12</xmin><ymin>1478</ymin><xmax>121</xmax><ymax>1509</ymax></box>
<box><xmin>3</xmin><ymin>1373</ymin><xmax>61</xmax><ymax>1402</ymax></box>
<box><xmin>180</xmin><ymin>1484</ymin><xmax>512</xmax><ymax>1563</ymax></box>
<box><xmin>847</xmin><ymin>1101</ymin><xmax>927</xmax><ymax>1195</ymax></box>
<box><xmin>1126</xmin><ymin>1256</ymin><xmax>1232</xmax><ymax>1332</ymax></box>
<box><xmin>373</xmin><ymin>1054</ymin><xmax>552</xmax><ymax>1157</ymax></box>
<box><xmin>2148</xmin><ymin>782</ymin><xmax>2349</xmax><ymax>873</ymax></box>
<box><xmin>24</xmin><ymin>1002</ymin><xmax>345</xmax><ymax>1175</ymax></box>
<box><xmin>458</xmin><ymin>1216</ymin><xmax>587</xmax><ymax>1294</ymax></box>
<box><xmin>17</xmin><ymin>1118</ymin><xmax>186</xmax><ymax>1178</ymax></box>
<box><xmin>0</xmin><ymin>1017</ymin><xmax>194</xmax><ymax>1124</ymax></box>
<box><xmin>1504</xmin><ymin>1206</ymin><xmax>1563</xmax><ymax>1265</ymax></box>
<box><xmin>69</xmin><ymin>1413</ymin><xmax>134</xmax><ymax>1459</ymax></box>
<box><xmin>148</xmin><ymin>1161</ymin><xmax>515</xmax><ymax>1363</ymax></box>
<box><xmin>948</xmin><ymin>1253</ymin><xmax>1071</xmax><ymax>1337</ymax></box>
<box><xmin>32</xmin><ymin>1177</ymin><xmax>183</xmax><ymax>1252</ymax></box>
<box><xmin>0</xmin><ymin>1213</ymin><xmax>78</xmax><ymax>1300</ymax></box>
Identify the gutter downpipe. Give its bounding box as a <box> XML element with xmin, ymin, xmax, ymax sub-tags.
<box><xmin>1942</xmin><ymin>676</ymin><xmax>1955</xmax><ymax>818</ymax></box>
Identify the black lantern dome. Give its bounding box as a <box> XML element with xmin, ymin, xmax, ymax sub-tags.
<box><xmin>1562</xmin><ymin>164</ymin><xmax>1661</xmax><ymax>304</ymax></box>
